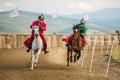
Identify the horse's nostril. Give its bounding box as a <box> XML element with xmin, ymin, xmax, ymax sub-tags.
<box><xmin>35</xmin><ymin>34</ymin><xmax>38</xmax><ymax>37</ymax></box>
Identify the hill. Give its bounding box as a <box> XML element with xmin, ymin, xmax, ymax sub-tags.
<box><xmin>0</xmin><ymin>8</ymin><xmax>120</xmax><ymax>34</ymax></box>
<box><xmin>61</xmin><ymin>8</ymin><xmax>120</xmax><ymax>33</ymax></box>
<box><xmin>67</xmin><ymin>8</ymin><xmax>120</xmax><ymax>20</ymax></box>
<box><xmin>0</xmin><ymin>10</ymin><xmax>79</xmax><ymax>34</ymax></box>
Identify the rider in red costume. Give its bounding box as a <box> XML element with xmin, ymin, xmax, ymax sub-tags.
<box><xmin>24</xmin><ymin>14</ymin><xmax>49</xmax><ymax>54</ymax></box>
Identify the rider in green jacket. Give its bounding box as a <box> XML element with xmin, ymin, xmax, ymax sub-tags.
<box><xmin>75</xmin><ymin>18</ymin><xmax>87</xmax><ymax>36</ymax></box>
<box><xmin>76</xmin><ymin>18</ymin><xmax>87</xmax><ymax>47</ymax></box>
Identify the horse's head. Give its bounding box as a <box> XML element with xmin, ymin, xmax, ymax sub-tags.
<box><xmin>116</xmin><ymin>30</ymin><xmax>120</xmax><ymax>33</ymax></box>
<box><xmin>73</xmin><ymin>25</ymin><xmax>80</xmax><ymax>33</ymax></box>
<box><xmin>32</xmin><ymin>26</ymin><xmax>39</xmax><ymax>38</ymax></box>
<box><xmin>116</xmin><ymin>30</ymin><xmax>118</xmax><ymax>33</ymax></box>
<box><xmin>73</xmin><ymin>25</ymin><xmax>80</xmax><ymax>39</ymax></box>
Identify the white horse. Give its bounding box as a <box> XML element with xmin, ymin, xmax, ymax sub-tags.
<box><xmin>31</xmin><ymin>26</ymin><xmax>43</xmax><ymax>70</ymax></box>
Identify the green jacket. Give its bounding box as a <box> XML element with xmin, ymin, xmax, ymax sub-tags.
<box><xmin>75</xmin><ymin>24</ymin><xmax>87</xmax><ymax>36</ymax></box>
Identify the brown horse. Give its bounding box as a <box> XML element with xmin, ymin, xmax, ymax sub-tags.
<box><xmin>116</xmin><ymin>30</ymin><xmax>120</xmax><ymax>44</ymax></box>
<box><xmin>66</xmin><ymin>25</ymin><xmax>83</xmax><ymax>67</ymax></box>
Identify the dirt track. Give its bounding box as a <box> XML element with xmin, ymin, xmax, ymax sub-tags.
<box><xmin>0</xmin><ymin>47</ymin><xmax>120</xmax><ymax>80</ymax></box>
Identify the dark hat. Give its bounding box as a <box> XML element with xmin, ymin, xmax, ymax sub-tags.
<box><xmin>80</xmin><ymin>19</ymin><xmax>85</xmax><ymax>24</ymax></box>
<box><xmin>38</xmin><ymin>14</ymin><xmax>44</xmax><ymax>20</ymax></box>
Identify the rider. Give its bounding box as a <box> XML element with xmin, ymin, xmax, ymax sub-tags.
<box><xmin>62</xmin><ymin>18</ymin><xmax>87</xmax><ymax>48</ymax></box>
<box><xmin>75</xmin><ymin>18</ymin><xmax>87</xmax><ymax>47</ymax></box>
<box><xmin>24</xmin><ymin>14</ymin><xmax>49</xmax><ymax>54</ymax></box>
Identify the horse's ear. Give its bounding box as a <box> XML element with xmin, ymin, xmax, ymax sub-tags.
<box><xmin>72</xmin><ymin>24</ymin><xmax>75</xmax><ymax>29</ymax></box>
<box><xmin>72</xmin><ymin>27</ymin><xmax>74</xmax><ymax>29</ymax></box>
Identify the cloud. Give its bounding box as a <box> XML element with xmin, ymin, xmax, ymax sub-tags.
<box><xmin>67</xmin><ymin>0</ymin><xmax>120</xmax><ymax>13</ymax></box>
<box><xmin>68</xmin><ymin>1</ymin><xmax>92</xmax><ymax>9</ymax></box>
<box><xmin>0</xmin><ymin>0</ymin><xmax>120</xmax><ymax>14</ymax></box>
<box><xmin>4</xmin><ymin>2</ymin><xmax>16</xmax><ymax>7</ymax></box>
<box><xmin>90</xmin><ymin>0</ymin><xmax>120</xmax><ymax>9</ymax></box>
<box><xmin>84</xmin><ymin>14</ymin><xmax>89</xmax><ymax>20</ymax></box>
<box><xmin>67</xmin><ymin>1</ymin><xmax>96</xmax><ymax>13</ymax></box>
<box><xmin>0</xmin><ymin>9</ymin><xmax>4</xmax><ymax>12</ymax></box>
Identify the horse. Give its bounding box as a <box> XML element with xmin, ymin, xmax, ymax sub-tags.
<box><xmin>66</xmin><ymin>25</ymin><xmax>83</xmax><ymax>67</ymax></box>
<box><xmin>116</xmin><ymin>30</ymin><xmax>120</xmax><ymax>44</ymax></box>
<box><xmin>31</xmin><ymin>26</ymin><xmax>43</xmax><ymax>70</ymax></box>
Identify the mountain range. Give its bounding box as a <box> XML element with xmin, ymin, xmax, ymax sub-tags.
<box><xmin>0</xmin><ymin>8</ymin><xmax>120</xmax><ymax>34</ymax></box>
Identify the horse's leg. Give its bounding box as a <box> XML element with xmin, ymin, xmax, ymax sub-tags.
<box><xmin>31</xmin><ymin>50</ymin><xmax>34</xmax><ymax>70</ymax></box>
<box><xmin>70</xmin><ymin>50</ymin><xmax>72</xmax><ymax>63</ymax></box>
<box><xmin>74</xmin><ymin>53</ymin><xmax>77</xmax><ymax>63</ymax></box>
<box><xmin>34</xmin><ymin>49</ymin><xmax>42</xmax><ymax>67</ymax></box>
<box><xmin>77</xmin><ymin>51</ymin><xmax>81</xmax><ymax>60</ymax></box>
<box><xmin>67</xmin><ymin>47</ymin><xmax>70</xmax><ymax>67</ymax></box>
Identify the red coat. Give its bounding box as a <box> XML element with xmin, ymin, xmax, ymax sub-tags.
<box><xmin>62</xmin><ymin>34</ymin><xmax>86</xmax><ymax>47</ymax></box>
<box><xmin>24</xmin><ymin>20</ymin><xmax>47</xmax><ymax>48</ymax></box>
<box><xmin>30</xmin><ymin>20</ymin><xmax>46</xmax><ymax>34</ymax></box>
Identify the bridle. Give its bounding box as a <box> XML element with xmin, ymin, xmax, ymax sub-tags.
<box><xmin>73</xmin><ymin>26</ymin><xmax>80</xmax><ymax>40</ymax></box>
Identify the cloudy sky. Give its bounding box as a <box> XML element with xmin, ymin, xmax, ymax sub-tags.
<box><xmin>0</xmin><ymin>0</ymin><xmax>120</xmax><ymax>15</ymax></box>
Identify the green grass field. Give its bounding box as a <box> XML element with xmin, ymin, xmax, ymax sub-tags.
<box><xmin>112</xmin><ymin>46</ymin><xmax>120</xmax><ymax>63</ymax></box>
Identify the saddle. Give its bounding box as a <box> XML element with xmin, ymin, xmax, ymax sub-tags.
<box><xmin>24</xmin><ymin>37</ymin><xmax>44</xmax><ymax>51</ymax></box>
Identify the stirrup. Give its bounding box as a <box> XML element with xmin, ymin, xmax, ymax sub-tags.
<box><xmin>26</xmin><ymin>47</ymin><xmax>30</xmax><ymax>52</ymax></box>
<box><xmin>44</xmin><ymin>50</ymin><xmax>49</xmax><ymax>54</ymax></box>
<box><xmin>65</xmin><ymin>43</ymin><xmax>68</xmax><ymax>46</ymax></box>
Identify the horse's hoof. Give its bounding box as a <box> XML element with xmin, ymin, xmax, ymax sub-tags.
<box><xmin>66</xmin><ymin>66</ymin><xmax>70</xmax><ymax>69</ymax></box>
<box><xmin>31</xmin><ymin>67</ymin><xmax>34</xmax><ymax>70</ymax></box>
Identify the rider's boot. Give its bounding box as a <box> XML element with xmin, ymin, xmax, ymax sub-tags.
<box><xmin>26</xmin><ymin>38</ymin><xmax>33</xmax><ymax>53</ymax></box>
<box><xmin>66</xmin><ymin>43</ymin><xmax>72</xmax><ymax>51</ymax></box>
<box><xmin>43</xmin><ymin>43</ymin><xmax>49</xmax><ymax>54</ymax></box>
<box><xmin>26</xmin><ymin>44</ymin><xmax>31</xmax><ymax>52</ymax></box>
